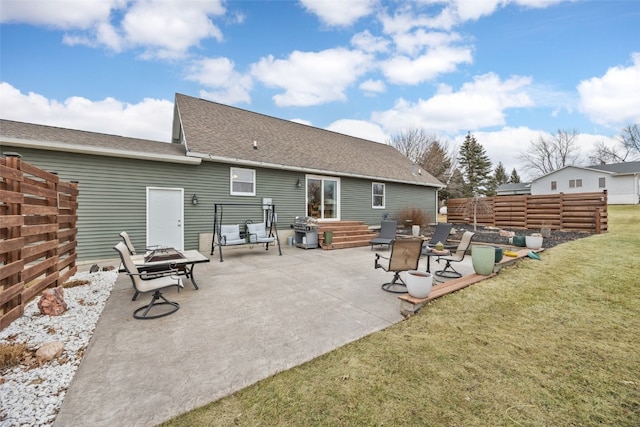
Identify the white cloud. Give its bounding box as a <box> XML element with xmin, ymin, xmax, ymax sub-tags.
<box><xmin>251</xmin><ymin>48</ymin><xmax>373</xmax><ymax>107</ymax></box>
<box><xmin>326</xmin><ymin>119</ymin><xmax>388</xmax><ymax>143</ymax></box>
<box><xmin>0</xmin><ymin>82</ymin><xmax>173</xmax><ymax>141</ymax></box>
<box><xmin>299</xmin><ymin>0</ymin><xmax>378</xmax><ymax>27</ymax></box>
<box><xmin>372</xmin><ymin>73</ymin><xmax>534</xmax><ymax>133</ymax></box>
<box><xmin>578</xmin><ymin>52</ymin><xmax>640</xmax><ymax>127</ymax></box>
<box><xmin>0</xmin><ymin>0</ymin><xmax>124</xmax><ymax>29</ymax></box>
<box><xmin>121</xmin><ymin>0</ymin><xmax>225</xmax><ymax>59</ymax></box>
<box><xmin>380</xmin><ymin>44</ymin><xmax>473</xmax><ymax>84</ymax></box>
<box><xmin>4</xmin><ymin>0</ymin><xmax>228</xmax><ymax>59</ymax></box>
<box><xmin>186</xmin><ymin>57</ymin><xmax>252</xmax><ymax>104</ymax></box>
<box><xmin>359</xmin><ymin>79</ymin><xmax>386</xmax><ymax>95</ymax></box>
<box><xmin>350</xmin><ymin>30</ymin><xmax>390</xmax><ymax>54</ymax></box>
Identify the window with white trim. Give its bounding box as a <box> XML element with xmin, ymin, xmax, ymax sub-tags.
<box><xmin>551</xmin><ymin>180</ymin><xmax>557</xmax><ymax>190</ymax></box>
<box><xmin>230</xmin><ymin>167</ymin><xmax>256</xmax><ymax>196</ymax></box>
<box><xmin>372</xmin><ymin>182</ymin><xmax>385</xmax><ymax>208</ymax></box>
<box><xmin>599</xmin><ymin>177</ymin><xmax>606</xmax><ymax>188</ymax></box>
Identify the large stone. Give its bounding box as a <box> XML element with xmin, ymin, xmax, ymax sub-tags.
<box><xmin>37</xmin><ymin>286</ymin><xmax>68</xmax><ymax>316</ymax></box>
<box><xmin>36</xmin><ymin>341</ymin><xmax>64</xmax><ymax>361</ymax></box>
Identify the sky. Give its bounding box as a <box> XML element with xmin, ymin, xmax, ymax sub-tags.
<box><xmin>1</xmin><ymin>0</ymin><xmax>639</xmax><ymax>180</ymax></box>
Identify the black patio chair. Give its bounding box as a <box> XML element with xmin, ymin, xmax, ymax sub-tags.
<box><xmin>370</xmin><ymin>220</ymin><xmax>397</xmax><ymax>251</ymax></box>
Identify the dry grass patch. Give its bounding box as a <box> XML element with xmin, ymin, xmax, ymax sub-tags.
<box><xmin>0</xmin><ymin>342</ymin><xmax>29</xmax><ymax>370</ymax></box>
<box><xmin>163</xmin><ymin>206</ymin><xmax>640</xmax><ymax>426</ymax></box>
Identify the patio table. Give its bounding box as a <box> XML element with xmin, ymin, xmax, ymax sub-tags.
<box><xmin>132</xmin><ymin>249</ymin><xmax>210</xmax><ymax>290</ymax></box>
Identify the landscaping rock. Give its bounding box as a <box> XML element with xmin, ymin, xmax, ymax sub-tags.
<box><xmin>35</xmin><ymin>341</ymin><xmax>64</xmax><ymax>361</ymax></box>
<box><xmin>37</xmin><ymin>287</ymin><xmax>68</xmax><ymax>316</ymax></box>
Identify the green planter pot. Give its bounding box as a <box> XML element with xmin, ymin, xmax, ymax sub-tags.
<box><xmin>323</xmin><ymin>231</ymin><xmax>333</xmax><ymax>245</ymax></box>
<box><xmin>472</xmin><ymin>245</ymin><xmax>495</xmax><ymax>276</ymax></box>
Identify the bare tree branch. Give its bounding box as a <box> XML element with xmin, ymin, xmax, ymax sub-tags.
<box><xmin>518</xmin><ymin>129</ymin><xmax>581</xmax><ymax>178</ymax></box>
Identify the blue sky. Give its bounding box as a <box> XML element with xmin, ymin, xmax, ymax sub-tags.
<box><xmin>1</xmin><ymin>0</ymin><xmax>639</xmax><ymax>179</ymax></box>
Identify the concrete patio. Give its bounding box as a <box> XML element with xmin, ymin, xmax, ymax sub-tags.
<box><xmin>54</xmin><ymin>243</ymin><xmax>475</xmax><ymax>426</ymax></box>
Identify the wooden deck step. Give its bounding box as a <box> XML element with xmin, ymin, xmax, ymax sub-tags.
<box><xmin>317</xmin><ymin>221</ymin><xmax>377</xmax><ymax>249</ymax></box>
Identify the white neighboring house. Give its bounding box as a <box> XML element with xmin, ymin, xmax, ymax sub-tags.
<box><xmin>530</xmin><ymin>161</ymin><xmax>640</xmax><ymax>205</ymax></box>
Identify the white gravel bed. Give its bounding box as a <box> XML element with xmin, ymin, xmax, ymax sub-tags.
<box><xmin>0</xmin><ymin>270</ymin><xmax>118</xmax><ymax>427</ymax></box>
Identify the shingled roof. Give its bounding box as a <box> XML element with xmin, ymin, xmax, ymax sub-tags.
<box><xmin>174</xmin><ymin>93</ymin><xmax>443</xmax><ymax>187</ymax></box>
<box><xmin>0</xmin><ymin>119</ymin><xmax>196</xmax><ymax>164</ymax></box>
<box><xmin>587</xmin><ymin>161</ymin><xmax>640</xmax><ymax>174</ymax></box>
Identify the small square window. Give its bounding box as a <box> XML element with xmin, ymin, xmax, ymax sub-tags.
<box><xmin>372</xmin><ymin>182</ymin><xmax>385</xmax><ymax>208</ymax></box>
<box><xmin>599</xmin><ymin>177</ymin><xmax>606</xmax><ymax>188</ymax></box>
<box><xmin>576</xmin><ymin>179</ymin><xmax>582</xmax><ymax>187</ymax></box>
<box><xmin>230</xmin><ymin>167</ymin><xmax>256</xmax><ymax>196</ymax></box>
<box><xmin>551</xmin><ymin>181</ymin><xmax>557</xmax><ymax>190</ymax></box>
<box><xmin>569</xmin><ymin>179</ymin><xmax>575</xmax><ymax>188</ymax></box>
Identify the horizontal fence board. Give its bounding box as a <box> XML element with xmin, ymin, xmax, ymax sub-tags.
<box><xmin>22</xmin><ymin>204</ymin><xmax>59</xmax><ymax>215</ymax></box>
<box><xmin>0</xmin><ymin>259</ymin><xmax>24</xmax><ymax>281</ymax></box>
<box><xmin>23</xmin><ymin>257</ymin><xmax>58</xmax><ymax>285</ymax></box>
<box><xmin>0</xmin><ymin>282</ymin><xmax>23</xmax><ymax>306</ymax></box>
<box><xmin>22</xmin><ymin>240</ymin><xmax>59</xmax><ymax>262</ymax></box>
<box><xmin>23</xmin><ymin>273</ymin><xmax>59</xmax><ymax>302</ymax></box>
<box><xmin>0</xmin><ymin>237</ymin><xmax>24</xmax><ymax>255</ymax></box>
<box><xmin>0</xmin><ymin>305</ymin><xmax>24</xmax><ymax>331</ymax></box>
<box><xmin>0</xmin><ymin>215</ymin><xmax>25</xmax><ymax>228</ymax></box>
<box><xmin>0</xmin><ymin>189</ymin><xmax>24</xmax><ymax>204</ymax></box>
<box><xmin>0</xmin><ymin>164</ymin><xmax>24</xmax><ymax>181</ymax></box>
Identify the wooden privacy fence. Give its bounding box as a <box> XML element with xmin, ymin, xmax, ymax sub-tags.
<box><xmin>1</xmin><ymin>155</ymin><xmax>78</xmax><ymax>330</ymax></box>
<box><xmin>446</xmin><ymin>191</ymin><xmax>608</xmax><ymax>233</ymax></box>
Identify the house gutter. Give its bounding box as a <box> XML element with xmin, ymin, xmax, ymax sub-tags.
<box><xmin>1</xmin><ymin>137</ymin><xmax>202</xmax><ymax>165</ymax></box>
<box><xmin>186</xmin><ymin>151</ymin><xmax>445</xmax><ymax>188</ymax></box>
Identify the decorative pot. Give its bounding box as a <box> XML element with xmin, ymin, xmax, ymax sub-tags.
<box><xmin>404</xmin><ymin>270</ymin><xmax>433</xmax><ymax>298</ymax></box>
<box><xmin>472</xmin><ymin>245</ymin><xmax>495</xmax><ymax>275</ymax></box>
<box><xmin>411</xmin><ymin>225</ymin><xmax>420</xmax><ymax>237</ymax></box>
<box><xmin>525</xmin><ymin>235</ymin><xmax>543</xmax><ymax>250</ymax></box>
<box><xmin>494</xmin><ymin>247</ymin><xmax>504</xmax><ymax>263</ymax></box>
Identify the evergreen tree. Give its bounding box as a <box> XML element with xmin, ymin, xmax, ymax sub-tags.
<box><xmin>420</xmin><ymin>140</ymin><xmax>454</xmax><ymax>202</ymax></box>
<box><xmin>487</xmin><ymin>161</ymin><xmax>508</xmax><ymax>196</ymax></box>
<box><xmin>446</xmin><ymin>168</ymin><xmax>466</xmax><ymax>199</ymax></box>
<box><xmin>457</xmin><ymin>132</ymin><xmax>493</xmax><ymax>197</ymax></box>
<box><xmin>510</xmin><ymin>168</ymin><xmax>521</xmax><ymax>183</ymax></box>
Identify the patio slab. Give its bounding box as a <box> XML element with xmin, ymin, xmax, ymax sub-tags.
<box><xmin>54</xmin><ymin>244</ymin><xmax>475</xmax><ymax>426</ymax></box>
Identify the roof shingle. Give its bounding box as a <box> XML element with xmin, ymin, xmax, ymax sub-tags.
<box><xmin>174</xmin><ymin>93</ymin><xmax>442</xmax><ymax>187</ymax></box>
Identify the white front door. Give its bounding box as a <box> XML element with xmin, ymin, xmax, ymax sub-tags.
<box><xmin>147</xmin><ymin>187</ymin><xmax>184</xmax><ymax>250</ymax></box>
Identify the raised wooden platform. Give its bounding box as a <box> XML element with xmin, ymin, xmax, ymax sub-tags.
<box><xmin>398</xmin><ymin>248</ymin><xmax>538</xmax><ymax>316</ymax></box>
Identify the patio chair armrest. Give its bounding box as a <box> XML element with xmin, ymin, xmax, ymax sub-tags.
<box><xmin>374</xmin><ymin>253</ymin><xmax>389</xmax><ymax>269</ymax></box>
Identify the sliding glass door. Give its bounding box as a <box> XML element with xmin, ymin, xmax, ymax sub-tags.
<box><xmin>306</xmin><ymin>176</ymin><xmax>339</xmax><ymax>220</ymax></box>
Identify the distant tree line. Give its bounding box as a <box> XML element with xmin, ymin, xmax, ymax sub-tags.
<box><xmin>389</xmin><ymin>123</ymin><xmax>638</xmax><ymax>205</ymax></box>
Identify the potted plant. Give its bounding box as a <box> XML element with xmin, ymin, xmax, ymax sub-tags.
<box><xmin>471</xmin><ymin>245</ymin><xmax>495</xmax><ymax>275</ymax></box>
<box><xmin>404</xmin><ymin>270</ymin><xmax>433</xmax><ymax>298</ymax></box>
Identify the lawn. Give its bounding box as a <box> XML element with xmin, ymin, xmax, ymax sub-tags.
<box><xmin>164</xmin><ymin>205</ymin><xmax>640</xmax><ymax>426</ymax></box>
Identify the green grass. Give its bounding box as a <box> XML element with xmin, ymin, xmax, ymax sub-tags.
<box><xmin>163</xmin><ymin>205</ymin><xmax>640</xmax><ymax>426</ymax></box>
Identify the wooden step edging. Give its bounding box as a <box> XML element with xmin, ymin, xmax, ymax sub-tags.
<box><xmin>398</xmin><ymin>248</ymin><xmax>540</xmax><ymax>316</ymax></box>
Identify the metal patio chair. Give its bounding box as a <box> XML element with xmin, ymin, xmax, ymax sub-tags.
<box><xmin>374</xmin><ymin>238</ymin><xmax>423</xmax><ymax>293</ymax></box>
<box><xmin>370</xmin><ymin>220</ymin><xmax>397</xmax><ymax>251</ymax></box>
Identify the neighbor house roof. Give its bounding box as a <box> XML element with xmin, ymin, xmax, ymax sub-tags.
<box><xmin>173</xmin><ymin>93</ymin><xmax>443</xmax><ymax>187</ymax></box>
<box><xmin>0</xmin><ymin>119</ymin><xmax>199</xmax><ymax>165</ymax></box>
<box><xmin>496</xmin><ymin>182</ymin><xmax>531</xmax><ymax>195</ymax></box>
<box><xmin>587</xmin><ymin>161</ymin><xmax>640</xmax><ymax>174</ymax></box>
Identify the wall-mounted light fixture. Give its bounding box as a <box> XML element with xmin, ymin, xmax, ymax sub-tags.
<box><xmin>253</xmin><ymin>140</ymin><xmax>258</xmax><ymax>149</ymax></box>
<box><xmin>296</xmin><ymin>178</ymin><xmax>302</xmax><ymax>188</ymax></box>
<box><xmin>191</xmin><ymin>194</ymin><xmax>199</xmax><ymax>205</ymax></box>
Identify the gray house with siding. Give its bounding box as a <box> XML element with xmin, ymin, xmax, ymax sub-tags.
<box><xmin>1</xmin><ymin>93</ymin><xmax>443</xmax><ymax>261</ymax></box>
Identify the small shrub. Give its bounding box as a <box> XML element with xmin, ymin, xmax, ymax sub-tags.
<box><xmin>0</xmin><ymin>342</ymin><xmax>28</xmax><ymax>370</ymax></box>
<box><xmin>62</xmin><ymin>279</ymin><xmax>91</xmax><ymax>289</ymax></box>
<box><xmin>396</xmin><ymin>207</ymin><xmax>431</xmax><ymax>228</ymax></box>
